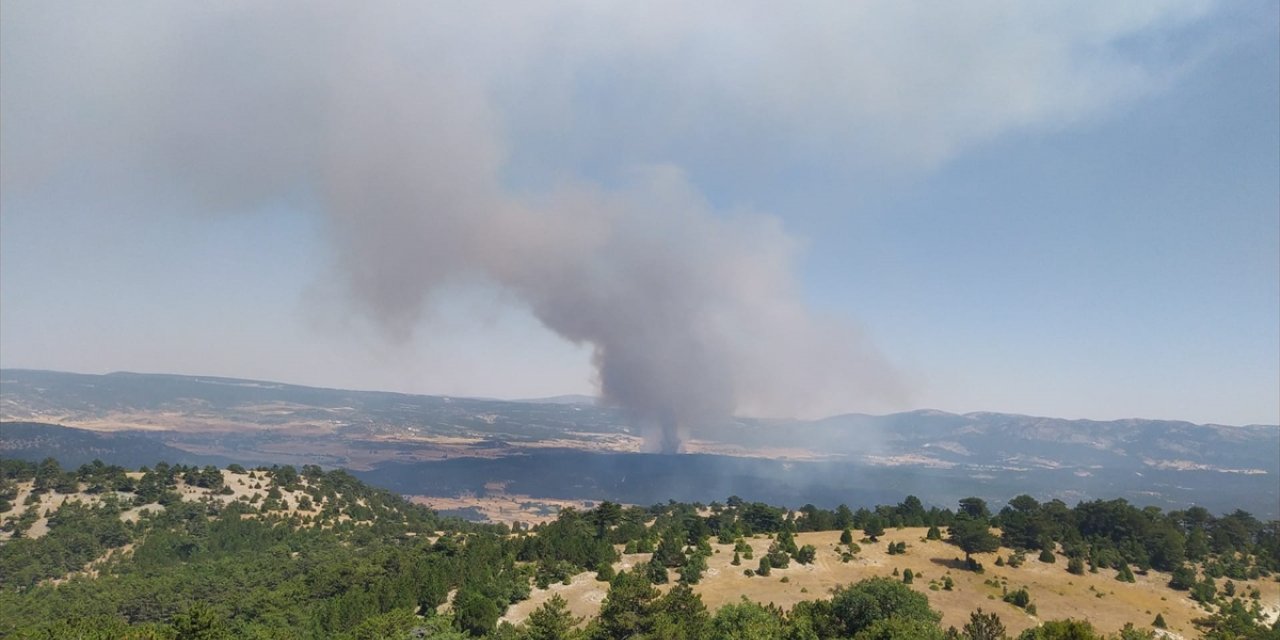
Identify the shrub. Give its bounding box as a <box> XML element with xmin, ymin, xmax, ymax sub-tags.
<box><xmin>794</xmin><ymin>544</ymin><xmax>817</xmax><ymax>565</ymax></box>
<box><xmin>596</xmin><ymin>564</ymin><xmax>615</xmax><ymax>582</ymax></box>
<box><xmin>1115</xmin><ymin>563</ymin><xmax>1135</xmax><ymax>583</ymax></box>
<box><xmin>1169</xmin><ymin>565</ymin><xmax>1196</xmax><ymax>590</ymax></box>
<box><xmin>1067</xmin><ymin>556</ymin><xmax>1085</xmax><ymax>575</ymax></box>
<box><xmin>756</xmin><ymin>557</ymin><xmax>771</xmax><ymax>577</ymax></box>
<box><xmin>1002</xmin><ymin>587</ymin><xmax>1031</xmax><ymax>609</ymax></box>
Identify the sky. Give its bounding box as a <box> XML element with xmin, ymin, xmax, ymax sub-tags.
<box><xmin>1</xmin><ymin>1</ymin><xmax>1277</xmax><ymax>426</ymax></box>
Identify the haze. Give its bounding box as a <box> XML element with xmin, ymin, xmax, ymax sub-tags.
<box><xmin>1</xmin><ymin>1</ymin><xmax>1277</xmax><ymax>426</ymax></box>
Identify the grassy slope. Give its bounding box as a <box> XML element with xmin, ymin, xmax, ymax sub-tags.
<box><xmin>503</xmin><ymin>527</ymin><xmax>1280</xmax><ymax>638</ymax></box>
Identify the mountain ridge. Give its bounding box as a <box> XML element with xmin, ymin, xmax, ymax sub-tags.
<box><xmin>3</xmin><ymin>368</ymin><xmax>1276</xmax><ymax>517</ymax></box>
<box><xmin>4</xmin><ymin>368</ymin><xmax>1272</xmax><ymax>429</ymax></box>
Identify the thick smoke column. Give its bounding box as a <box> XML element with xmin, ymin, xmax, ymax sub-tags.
<box><xmin>1</xmin><ymin>3</ymin><xmax>911</xmax><ymax>451</ymax></box>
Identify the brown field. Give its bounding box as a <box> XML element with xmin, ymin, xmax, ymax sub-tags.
<box><xmin>502</xmin><ymin>528</ymin><xmax>1280</xmax><ymax>638</ymax></box>
<box><xmin>5</xmin><ymin>408</ymin><xmax>834</xmax><ymax>463</ymax></box>
<box><xmin>409</xmin><ymin>492</ymin><xmax>603</xmax><ymax>526</ymax></box>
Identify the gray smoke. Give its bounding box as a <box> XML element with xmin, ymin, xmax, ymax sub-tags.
<box><xmin>2</xmin><ymin>3</ymin><xmax>928</xmax><ymax>451</ymax></box>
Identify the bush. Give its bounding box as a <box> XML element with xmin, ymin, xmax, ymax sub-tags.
<box><xmin>794</xmin><ymin>544</ymin><xmax>817</xmax><ymax>565</ymax></box>
<box><xmin>1067</xmin><ymin>556</ymin><xmax>1085</xmax><ymax>575</ymax></box>
<box><xmin>679</xmin><ymin>553</ymin><xmax>706</xmax><ymax>585</ymax></box>
<box><xmin>596</xmin><ymin>563</ymin><xmax>615</xmax><ymax>582</ymax></box>
<box><xmin>756</xmin><ymin>557</ymin><xmax>771</xmax><ymax>577</ymax></box>
<box><xmin>1169</xmin><ymin>565</ymin><xmax>1196</xmax><ymax>590</ymax></box>
<box><xmin>1115</xmin><ymin>563</ymin><xmax>1135</xmax><ymax>583</ymax></box>
<box><xmin>1190</xmin><ymin>577</ymin><xmax>1216</xmax><ymax>604</ymax></box>
<box><xmin>1002</xmin><ymin>587</ymin><xmax>1031</xmax><ymax>609</ymax></box>
<box><xmin>1038</xmin><ymin>548</ymin><xmax>1056</xmax><ymax>563</ymax></box>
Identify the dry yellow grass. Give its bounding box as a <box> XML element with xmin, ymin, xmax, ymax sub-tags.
<box><xmin>504</xmin><ymin>528</ymin><xmax>1280</xmax><ymax>637</ymax></box>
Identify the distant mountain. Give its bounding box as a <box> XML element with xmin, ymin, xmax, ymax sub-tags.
<box><xmin>711</xmin><ymin>408</ymin><xmax>1280</xmax><ymax>476</ymax></box>
<box><xmin>2</xmin><ymin>369</ymin><xmax>1276</xmax><ymax>516</ymax></box>
<box><xmin>0</xmin><ymin>368</ymin><xmax>630</xmax><ymax>440</ymax></box>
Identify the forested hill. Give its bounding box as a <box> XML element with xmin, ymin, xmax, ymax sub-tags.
<box><xmin>2</xmin><ymin>459</ymin><xmax>1279</xmax><ymax>638</ymax></box>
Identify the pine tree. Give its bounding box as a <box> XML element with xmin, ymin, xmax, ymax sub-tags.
<box><xmin>756</xmin><ymin>556</ymin><xmax>771</xmax><ymax>577</ymax></box>
<box><xmin>654</xmin><ymin>529</ymin><xmax>687</xmax><ymax>568</ymax></box>
<box><xmin>864</xmin><ymin>516</ymin><xmax>886</xmax><ymax>541</ymax></box>
<box><xmin>962</xmin><ymin>608</ymin><xmax>1007</xmax><ymax>640</ymax></box>
<box><xmin>646</xmin><ymin>558</ymin><xmax>669</xmax><ymax>584</ymax></box>
<box><xmin>525</xmin><ymin>594</ymin><xmax>580</xmax><ymax>640</ymax></box>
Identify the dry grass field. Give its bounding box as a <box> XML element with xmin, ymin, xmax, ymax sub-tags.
<box><xmin>409</xmin><ymin>492</ymin><xmax>601</xmax><ymax>526</ymax></box>
<box><xmin>502</xmin><ymin>527</ymin><xmax>1280</xmax><ymax>638</ymax></box>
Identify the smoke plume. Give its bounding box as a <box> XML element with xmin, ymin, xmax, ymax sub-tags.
<box><xmin>38</xmin><ymin>4</ymin><xmax>1195</xmax><ymax>450</ymax></box>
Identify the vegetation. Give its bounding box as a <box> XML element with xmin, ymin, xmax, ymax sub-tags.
<box><xmin>2</xmin><ymin>459</ymin><xmax>1278</xmax><ymax>638</ymax></box>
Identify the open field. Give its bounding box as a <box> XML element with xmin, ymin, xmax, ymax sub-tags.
<box><xmin>408</xmin><ymin>491</ymin><xmax>602</xmax><ymax>526</ymax></box>
<box><xmin>501</xmin><ymin>527</ymin><xmax>1280</xmax><ymax>638</ymax></box>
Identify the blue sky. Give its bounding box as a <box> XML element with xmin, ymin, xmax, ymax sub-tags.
<box><xmin>2</xmin><ymin>2</ymin><xmax>1277</xmax><ymax>425</ymax></box>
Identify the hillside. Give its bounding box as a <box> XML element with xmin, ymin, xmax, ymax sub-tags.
<box><xmin>1</xmin><ymin>458</ymin><xmax>1278</xmax><ymax>638</ymax></box>
<box><xmin>502</xmin><ymin>527</ymin><xmax>1280</xmax><ymax>638</ymax></box>
<box><xmin>2</xmin><ymin>370</ymin><xmax>1277</xmax><ymax>517</ymax></box>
